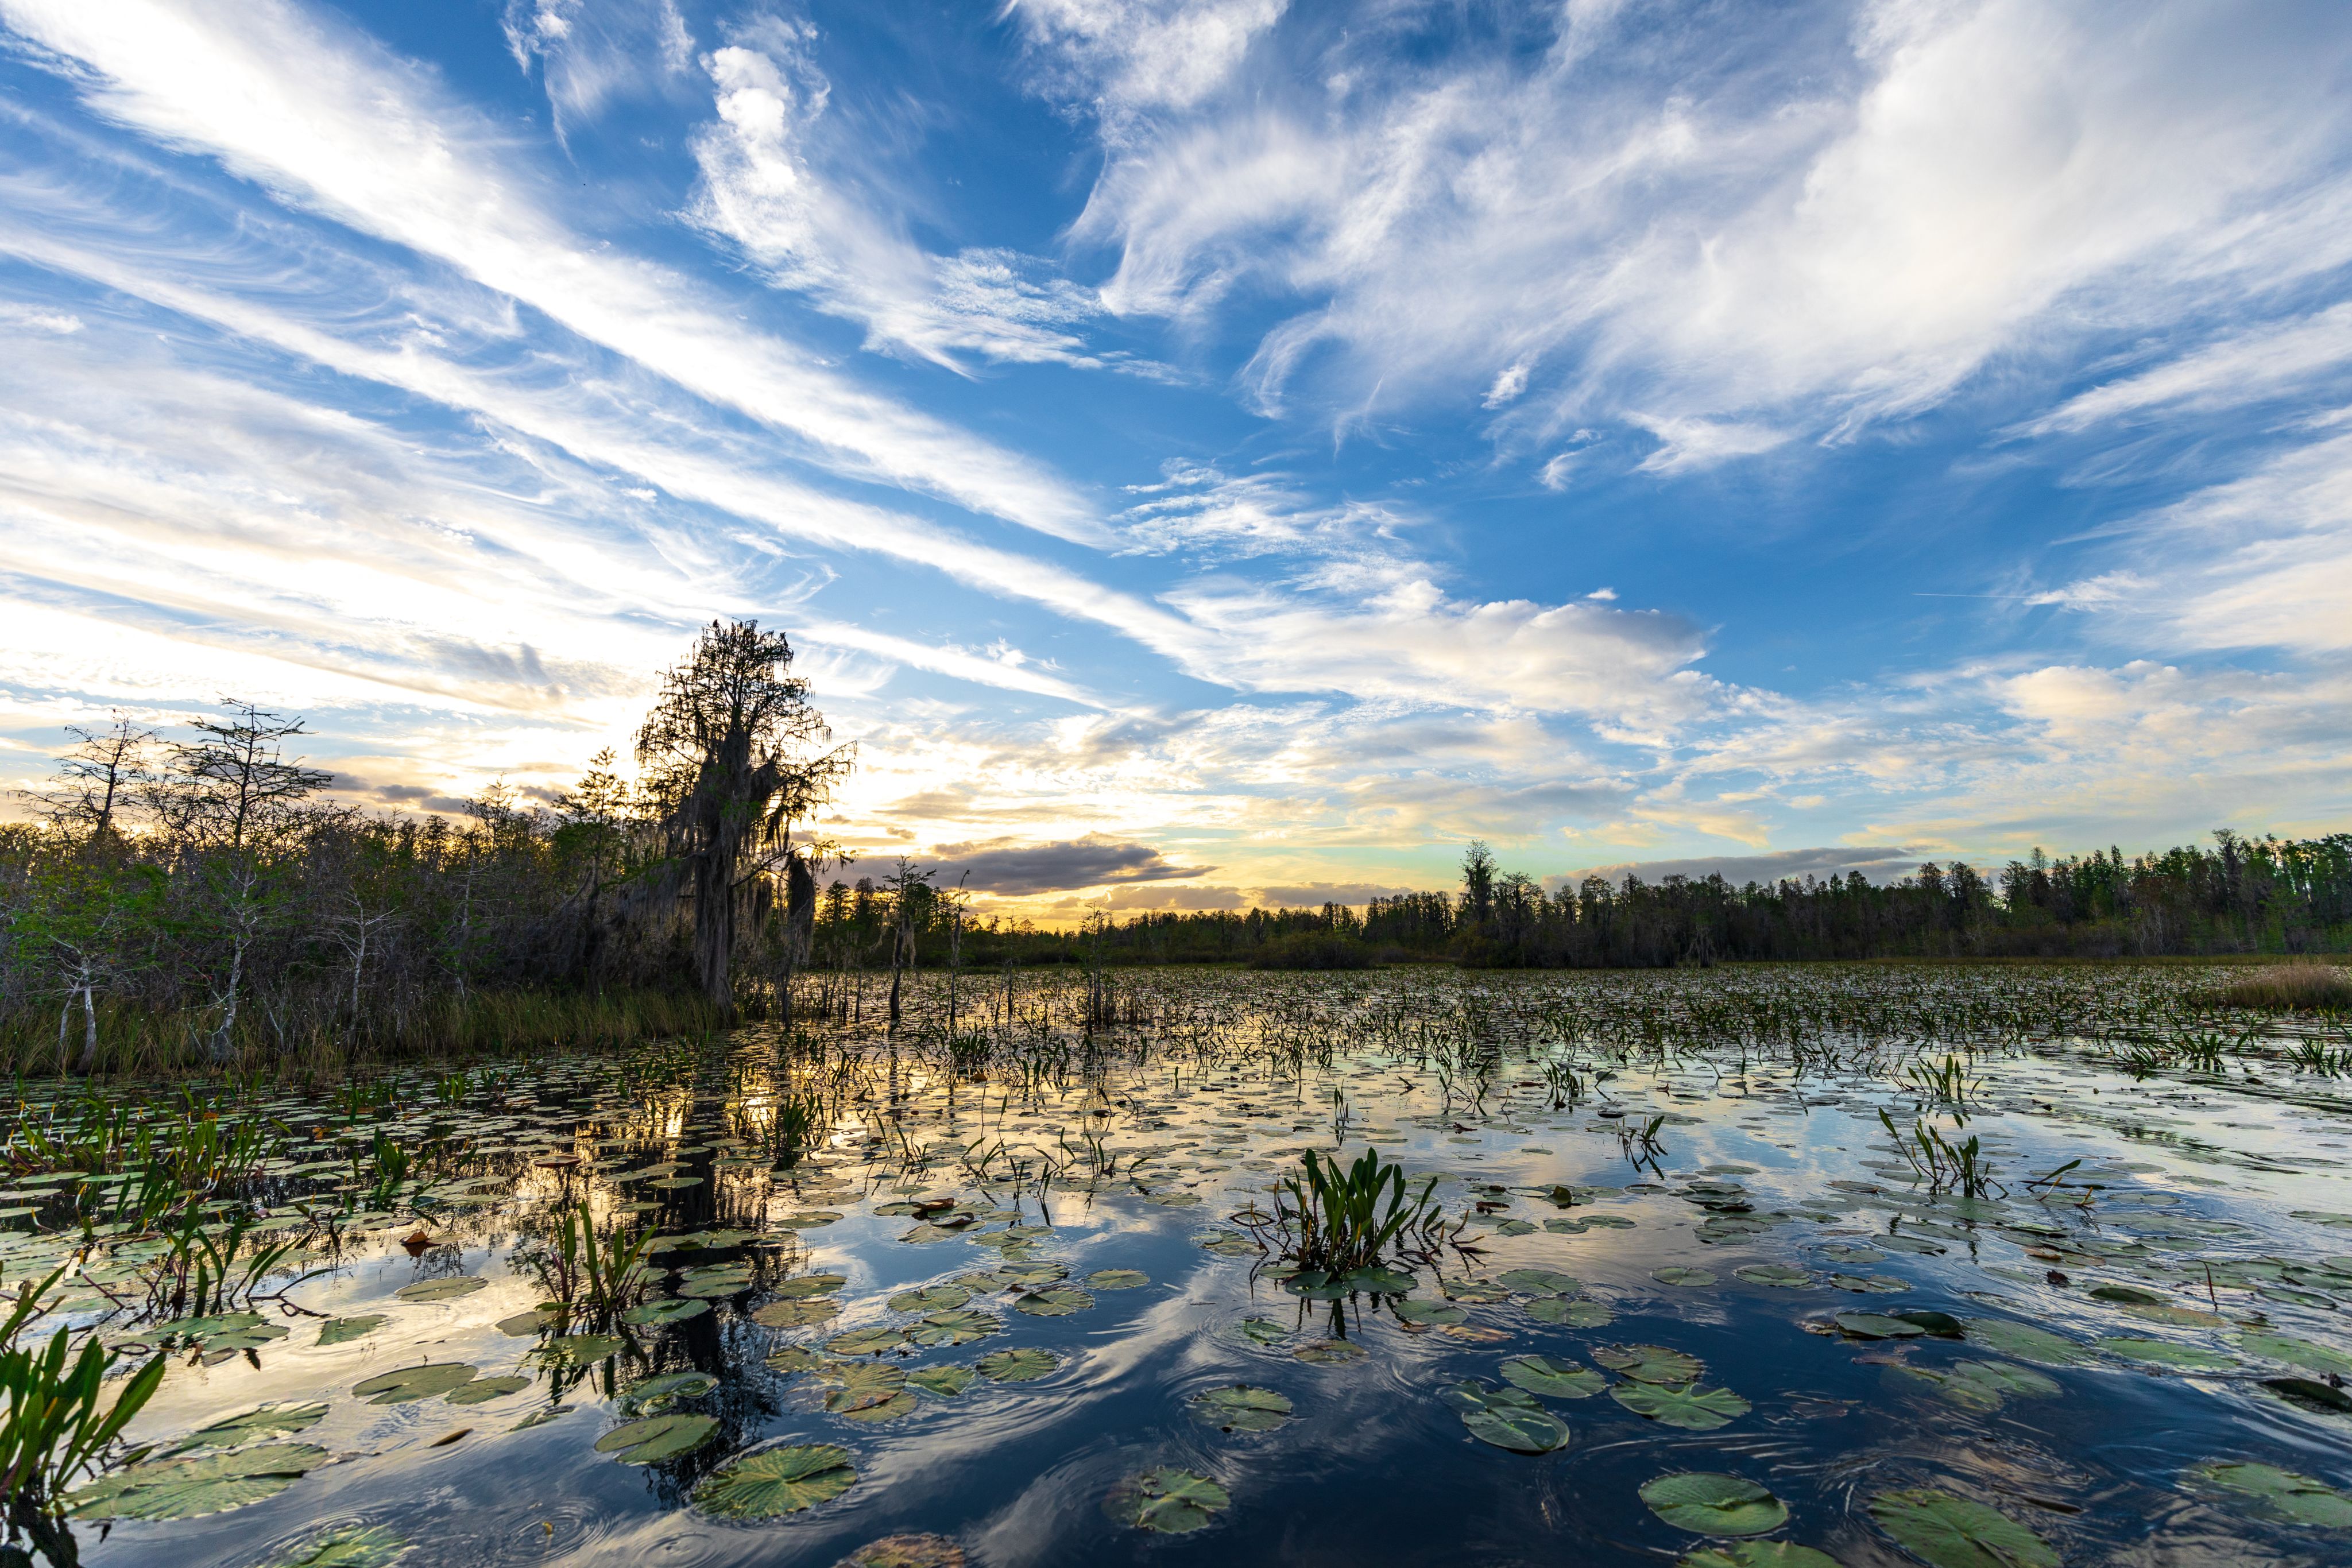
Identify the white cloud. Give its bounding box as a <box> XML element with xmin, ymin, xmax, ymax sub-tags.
<box><xmin>2028</xmin><ymin>303</ymin><xmax>2352</xmax><ymax>435</ymax></box>
<box><xmin>0</xmin><ymin>0</ymin><xmax>1105</xmax><ymax>543</ymax></box>
<box><xmin>501</xmin><ymin>0</ymin><xmax>694</xmax><ymax>137</ymax></box>
<box><xmin>0</xmin><ymin>300</ymin><xmax>83</xmax><ymax>332</ymax></box>
<box><xmin>1009</xmin><ymin>0</ymin><xmax>1286</xmax><ymax>126</ymax></box>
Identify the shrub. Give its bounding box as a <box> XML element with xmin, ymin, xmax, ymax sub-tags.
<box><xmin>1247</xmin><ymin>934</ymin><xmax>1378</xmax><ymax>971</ymax></box>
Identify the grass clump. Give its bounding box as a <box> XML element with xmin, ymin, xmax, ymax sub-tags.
<box><xmin>2206</xmin><ymin>963</ymin><xmax>2352</xmax><ymax>1012</ymax></box>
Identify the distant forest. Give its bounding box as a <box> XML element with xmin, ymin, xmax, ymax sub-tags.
<box><xmin>3</xmin><ymin>620</ymin><xmax>2347</xmax><ymax>1069</ymax></box>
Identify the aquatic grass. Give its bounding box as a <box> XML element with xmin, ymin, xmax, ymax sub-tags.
<box><xmin>2</xmin><ymin>1267</ymin><xmax>168</xmax><ymax>1567</ymax></box>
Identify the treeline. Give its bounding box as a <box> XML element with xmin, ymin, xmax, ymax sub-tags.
<box><xmin>818</xmin><ymin>834</ymin><xmax>2352</xmax><ymax>970</ymax></box>
<box><xmin>1</xmin><ymin>621</ymin><xmax>846</xmax><ymax>1071</ymax></box>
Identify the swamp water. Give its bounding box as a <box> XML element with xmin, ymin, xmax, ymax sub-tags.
<box><xmin>10</xmin><ymin>964</ymin><xmax>2352</xmax><ymax>1567</ymax></box>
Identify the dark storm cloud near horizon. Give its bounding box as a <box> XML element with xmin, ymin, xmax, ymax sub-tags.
<box><xmin>927</xmin><ymin>835</ymin><xmax>1213</xmax><ymax>896</ymax></box>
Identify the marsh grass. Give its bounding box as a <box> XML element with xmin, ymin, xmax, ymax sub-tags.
<box><xmin>2205</xmin><ymin>962</ymin><xmax>2352</xmax><ymax>1012</ymax></box>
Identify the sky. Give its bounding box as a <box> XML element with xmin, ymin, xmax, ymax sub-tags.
<box><xmin>2</xmin><ymin>0</ymin><xmax>2350</xmax><ymax>922</ymax></box>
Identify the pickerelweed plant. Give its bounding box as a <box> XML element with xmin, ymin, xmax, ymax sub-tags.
<box><xmin>1275</xmin><ymin>1148</ymin><xmax>1442</xmax><ymax>1280</ymax></box>
<box><xmin>2</xmin><ymin>1267</ymin><xmax>167</xmax><ymax>1568</ymax></box>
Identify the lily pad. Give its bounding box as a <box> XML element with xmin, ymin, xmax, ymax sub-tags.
<box><xmin>1441</xmin><ymin>1381</ymin><xmax>1570</xmax><ymax>1453</ymax></box>
<box><xmin>268</xmin><ymin>1524</ymin><xmax>410</xmax><ymax>1568</ymax></box>
<box><xmin>827</xmin><ymin>1327</ymin><xmax>907</xmax><ymax>1355</ymax></box>
<box><xmin>2187</xmin><ymin>1460</ymin><xmax>2352</xmax><ymax>1527</ymax></box>
<box><xmin>496</xmin><ymin>1307</ymin><xmax>561</xmax><ymax>1337</ymax></box>
<box><xmin>1654</xmin><ymin>1267</ymin><xmax>1718</xmax><ymax>1288</ymax></box>
<box><xmin>1499</xmin><ymin>1268</ymin><xmax>1582</xmax><ymax>1296</ymax></box>
<box><xmin>168</xmin><ymin>1403</ymin><xmax>328</xmax><ymax>1452</ymax></box>
<box><xmin>1294</xmin><ymin>1338</ymin><xmax>1368</xmax><ymax>1364</ymax></box>
<box><xmin>1867</xmin><ymin>1489</ymin><xmax>2057</xmax><ymax>1568</ymax></box>
<box><xmin>754</xmin><ymin>1297</ymin><xmax>842</xmax><ymax>1328</ymax></box>
<box><xmin>623</xmin><ymin>1296</ymin><xmax>710</xmax><ymax>1328</ymax></box>
<box><xmin>317</xmin><ymin>1315</ymin><xmax>388</xmax><ymax>1346</ymax></box>
<box><xmin>1827</xmin><ymin>1274</ymin><xmax>1912</xmax><ymax>1294</ymax></box>
<box><xmin>353</xmin><ymin>1364</ymin><xmax>477</xmax><ymax>1404</ymax></box>
<box><xmin>1901</xmin><ymin>1359</ymin><xmax>2061</xmax><ymax>1412</ymax></box>
<box><xmin>1088</xmin><ymin>1269</ymin><xmax>1152</xmax><ymax>1290</ymax></box>
<box><xmin>627</xmin><ymin>1371</ymin><xmax>719</xmax><ymax>1405</ymax></box>
<box><xmin>2238</xmin><ymin>1331</ymin><xmax>2352</xmax><ymax>1379</ymax></box>
<box><xmin>1959</xmin><ymin>1319</ymin><xmax>2094</xmax><ymax>1366</ymax></box>
<box><xmin>1835</xmin><ymin>1311</ymin><xmax>1925</xmax><ymax>1339</ymax></box>
<box><xmin>1641</xmin><ymin>1473</ymin><xmax>1788</xmax><ymax>1536</ymax></box>
<box><xmin>1392</xmin><ymin>1299</ymin><xmax>1468</xmax><ymax>1326</ymax></box>
<box><xmin>2098</xmin><ymin>1337</ymin><xmax>2236</xmax><ymax>1371</ymax></box>
<box><xmin>976</xmin><ymin>1347</ymin><xmax>1059</xmax><ymax>1381</ymax></box>
<box><xmin>1735</xmin><ymin>1265</ymin><xmax>1812</xmax><ymax>1288</ymax></box>
<box><xmin>595</xmin><ymin>1413</ymin><xmax>718</xmax><ymax>1464</ymax></box>
<box><xmin>1110</xmin><ymin>1468</ymin><xmax>1230</xmax><ymax>1534</ymax></box>
<box><xmin>1192</xmin><ymin>1384</ymin><xmax>1294</xmax><ymax>1432</ymax></box>
<box><xmin>695</xmin><ymin>1443</ymin><xmax>858</xmax><ymax>1517</ymax></box>
<box><xmin>1594</xmin><ymin>1344</ymin><xmax>1705</xmax><ymax>1384</ymax></box>
<box><xmin>1012</xmin><ymin>1288</ymin><xmax>1093</xmax><ymax>1317</ymax></box>
<box><xmin>890</xmin><ymin>1284</ymin><xmax>973</xmax><ymax>1313</ymax></box>
<box><xmin>1613</xmin><ymin>1383</ymin><xmax>1752</xmax><ymax>1431</ymax></box>
<box><xmin>908</xmin><ymin>1365</ymin><xmax>977</xmax><ymax>1397</ymax></box>
<box><xmin>393</xmin><ymin>1276</ymin><xmax>486</xmax><ymax>1303</ymax></box>
<box><xmin>69</xmin><ymin>1443</ymin><xmax>326</xmax><ymax>1520</ymax></box>
<box><xmin>834</xmin><ymin>1534</ymin><xmax>966</xmax><ymax>1568</ymax></box>
<box><xmin>908</xmin><ymin>1310</ymin><xmax>1001</xmax><ymax>1348</ymax></box>
<box><xmin>773</xmin><ymin>1273</ymin><xmax>849</xmax><ymax>1298</ymax></box>
<box><xmin>1233</xmin><ymin>1317</ymin><xmax>1289</xmax><ymax>1347</ymax></box>
<box><xmin>1501</xmin><ymin>1354</ymin><xmax>1606</xmax><ymax>1399</ymax></box>
<box><xmin>537</xmin><ymin>1333</ymin><xmax>626</xmax><ymax>1366</ymax></box>
<box><xmin>1528</xmin><ymin>1297</ymin><xmax>1615</xmax><ymax>1327</ymax></box>
<box><xmin>1677</xmin><ymin>1546</ymin><xmax>1841</xmax><ymax>1568</ymax></box>
<box><xmin>444</xmin><ymin>1375</ymin><xmax>529</xmax><ymax>1405</ymax></box>
<box><xmin>1343</xmin><ymin>1265</ymin><xmax>1414</xmax><ymax>1293</ymax></box>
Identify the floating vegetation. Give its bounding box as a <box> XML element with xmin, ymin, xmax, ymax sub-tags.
<box><xmin>2</xmin><ymin>961</ymin><xmax>2350</xmax><ymax>1566</ymax></box>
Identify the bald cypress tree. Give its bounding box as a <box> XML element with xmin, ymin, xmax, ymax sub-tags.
<box><xmin>636</xmin><ymin>621</ymin><xmax>851</xmax><ymax>1015</ymax></box>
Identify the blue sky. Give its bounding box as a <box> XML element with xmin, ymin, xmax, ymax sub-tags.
<box><xmin>3</xmin><ymin>0</ymin><xmax>2350</xmax><ymax>919</ymax></box>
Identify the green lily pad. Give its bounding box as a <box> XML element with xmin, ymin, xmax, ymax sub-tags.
<box><xmin>1528</xmin><ymin>1297</ymin><xmax>1615</xmax><ymax>1327</ymax></box>
<box><xmin>820</xmin><ymin>1364</ymin><xmax>907</xmax><ymax>1412</ymax></box>
<box><xmin>908</xmin><ymin>1310</ymin><xmax>1001</xmax><ymax>1348</ymax></box>
<box><xmin>1677</xmin><ymin>1545</ymin><xmax>1840</xmax><ymax>1568</ymax></box>
<box><xmin>168</xmin><ymin>1403</ymin><xmax>328</xmax><ymax>1452</ymax></box>
<box><xmin>1501</xmin><ymin>1354</ymin><xmax>1606</xmax><ymax>1399</ymax></box>
<box><xmin>1900</xmin><ymin>1358</ymin><xmax>2061</xmax><ymax>1412</ymax></box>
<box><xmin>1499</xmin><ymin>1268</ymin><xmax>1581</xmax><ymax>1296</ymax></box>
<box><xmin>1835</xmin><ymin>1311</ymin><xmax>1925</xmax><ymax>1339</ymax></box>
<box><xmin>69</xmin><ymin>1443</ymin><xmax>326</xmax><ymax>1520</ymax></box>
<box><xmin>2099</xmin><ymin>1337</ymin><xmax>2237</xmax><ymax>1371</ymax></box>
<box><xmin>1654</xmin><ymin>1267</ymin><xmax>1718</xmax><ymax>1288</ymax></box>
<box><xmin>908</xmin><ymin>1365</ymin><xmax>977</xmax><ymax>1397</ymax></box>
<box><xmin>623</xmin><ymin>1296</ymin><xmax>710</xmax><ymax>1327</ymax></box>
<box><xmin>1867</xmin><ymin>1489</ymin><xmax>2057</xmax><ymax>1568</ymax></box>
<box><xmin>1233</xmin><ymin>1317</ymin><xmax>1289</xmax><ymax>1347</ymax></box>
<box><xmin>317</xmin><ymin>1315</ymin><xmax>388</xmax><ymax>1346</ymax></box>
<box><xmin>2187</xmin><ymin>1460</ymin><xmax>2352</xmax><ymax>1527</ymax></box>
<box><xmin>268</xmin><ymin>1524</ymin><xmax>409</xmax><ymax>1568</ymax></box>
<box><xmin>2264</xmin><ymin>1376</ymin><xmax>2352</xmax><ymax>1414</ymax></box>
<box><xmin>837</xmin><ymin>1389</ymin><xmax>920</xmax><ymax>1424</ymax></box>
<box><xmin>1594</xmin><ymin>1344</ymin><xmax>1705</xmax><ymax>1384</ymax></box>
<box><xmin>773</xmin><ymin>1273</ymin><xmax>849</xmax><ymax>1298</ymax></box>
<box><xmin>827</xmin><ymin>1327</ymin><xmax>907</xmax><ymax>1355</ymax></box>
<box><xmin>1294</xmin><ymin>1338</ymin><xmax>1368</xmax><ymax>1364</ymax></box>
<box><xmin>1641</xmin><ymin>1473</ymin><xmax>1788</xmax><ymax>1536</ymax></box>
<box><xmin>695</xmin><ymin>1443</ymin><xmax>858</xmax><ymax>1517</ymax></box>
<box><xmin>537</xmin><ymin>1333</ymin><xmax>626</xmax><ymax>1366</ymax></box>
<box><xmin>1828</xmin><ymin>1274</ymin><xmax>1912</xmax><ymax>1294</ymax></box>
<box><xmin>976</xmin><ymin>1347</ymin><xmax>1058</xmax><ymax>1381</ymax></box>
<box><xmin>444</xmin><ymin>1375</ymin><xmax>530</xmax><ymax>1404</ymax></box>
<box><xmin>889</xmin><ymin>1284</ymin><xmax>973</xmax><ymax>1313</ymax></box>
<box><xmin>834</xmin><ymin>1534</ymin><xmax>966</xmax><ymax>1567</ymax></box>
<box><xmin>1392</xmin><ymin>1299</ymin><xmax>1468</xmax><ymax>1326</ymax></box>
<box><xmin>677</xmin><ymin>1271</ymin><xmax>754</xmax><ymax>1298</ymax></box>
<box><xmin>1441</xmin><ymin>1382</ymin><xmax>1570</xmax><ymax>1453</ymax></box>
<box><xmin>353</xmin><ymin>1364</ymin><xmax>477</xmax><ymax>1404</ymax></box>
<box><xmin>754</xmin><ymin>1297</ymin><xmax>842</xmax><ymax>1327</ymax></box>
<box><xmin>1959</xmin><ymin>1319</ymin><xmax>2094</xmax><ymax>1366</ymax></box>
<box><xmin>627</xmin><ymin>1371</ymin><xmax>719</xmax><ymax>1404</ymax></box>
<box><xmin>2088</xmin><ymin>1284</ymin><xmax>2169</xmax><ymax>1306</ymax></box>
<box><xmin>1343</xmin><ymin>1265</ymin><xmax>1415</xmax><ymax>1293</ymax></box>
<box><xmin>1613</xmin><ymin>1382</ymin><xmax>1751</xmax><ymax>1430</ymax></box>
<box><xmin>496</xmin><ymin>1306</ymin><xmax>561</xmax><ymax>1337</ymax></box>
<box><xmin>1110</xmin><ymin>1467</ymin><xmax>1230</xmax><ymax>1534</ymax></box>
<box><xmin>1012</xmin><ymin>1288</ymin><xmax>1094</xmax><ymax>1317</ymax></box>
<box><xmin>1192</xmin><ymin>1384</ymin><xmax>1293</xmax><ymax>1432</ymax></box>
<box><xmin>595</xmin><ymin>1413</ymin><xmax>719</xmax><ymax>1464</ymax></box>
<box><xmin>1734</xmin><ymin>1265</ymin><xmax>1812</xmax><ymax>1288</ymax></box>
<box><xmin>2238</xmin><ymin>1331</ymin><xmax>2352</xmax><ymax>1379</ymax></box>
<box><xmin>1088</xmin><ymin>1269</ymin><xmax>1152</xmax><ymax>1290</ymax></box>
<box><xmin>393</xmin><ymin>1276</ymin><xmax>486</xmax><ymax>1303</ymax></box>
